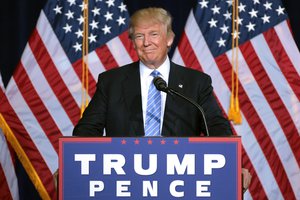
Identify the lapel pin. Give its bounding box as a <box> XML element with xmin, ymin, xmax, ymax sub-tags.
<box><xmin>178</xmin><ymin>84</ymin><xmax>183</xmax><ymax>88</ymax></box>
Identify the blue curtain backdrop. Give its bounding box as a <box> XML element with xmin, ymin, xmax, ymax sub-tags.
<box><xmin>0</xmin><ymin>0</ymin><xmax>299</xmax><ymax>199</ymax></box>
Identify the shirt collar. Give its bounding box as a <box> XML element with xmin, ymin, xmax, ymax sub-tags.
<box><xmin>139</xmin><ymin>57</ymin><xmax>170</xmax><ymax>83</ymax></box>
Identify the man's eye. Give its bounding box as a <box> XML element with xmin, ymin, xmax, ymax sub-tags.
<box><xmin>134</xmin><ymin>35</ymin><xmax>144</xmax><ymax>40</ymax></box>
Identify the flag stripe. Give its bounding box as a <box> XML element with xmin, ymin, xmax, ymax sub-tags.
<box><xmin>215</xmin><ymin>54</ymin><xmax>296</xmax><ymax>199</ymax></box>
<box><xmin>1</xmin><ymin>87</ymin><xmax>56</xmax><ymax>199</ymax></box>
<box><xmin>106</xmin><ymin>36</ymin><xmax>133</xmax><ymax>66</ymax></box>
<box><xmin>276</xmin><ymin>21</ymin><xmax>300</xmax><ymax>74</ymax></box>
<box><xmin>118</xmin><ymin>30</ymin><xmax>139</xmax><ymax>62</ymax></box>
<box><xmin>264</xmin><ymin>27</ymin><xmax>300</xmax><ymax>101</ymax></box>
<box><xmin>29</xmin><ymin>29</ymin><xmax>80</xmax><ymax>126</ymax></box>
<box><xmin>177</xmin><ymin>32</ymin><xmax>202</xmax><ymax>71</ymax></box>
<box><xmin>251</xmin><ymin>35</ymin><xmax>300</xmax><ymax>134</ymax></box>
<box><xmin>0</xmin><ymin>166</ymin><xmax>13</xmax><ymax>200</ymax></box>
<box><xmin>37</xmin><ymin>11</ymin><xmax>83</xmax><ymax>108</ymax></box>
<box><xmin>0</xmin><ymin>132</ymin><xmax>19</xmax><ymax>200</ymax></box>
<box><xmin>13</xmin><ymin>64</ymin><xmax>61</xmax><ymax>152</ymax></box>
<box><xmin>95</xmin><ymin>45</ymin><xmax>119</xmax><ymax>71</ymax></box>
<box><xmin>240</xmin><ymin>41</ymin><xmax>300</xmax><ymax>167</ymax></box>
<box><xmin>20</xmin><ymin>43</ymin><xmax>74</xmax><ymax>137</ymax></box>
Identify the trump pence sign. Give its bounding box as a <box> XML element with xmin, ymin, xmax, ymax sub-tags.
<box><xmin>59</xmin><ymin>137</ymin><xmax>241</xmax><ymax>199</ymax></box>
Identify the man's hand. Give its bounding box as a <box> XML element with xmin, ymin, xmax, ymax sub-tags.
<box><xmin>242</xmin><ymin>168</ymin><xmax>252</xmax><ymax>192</ymax></box>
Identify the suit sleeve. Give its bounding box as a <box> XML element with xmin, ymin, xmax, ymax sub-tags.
<box><xmin>198</xmin><ymin>75</ymin><xmax>233</xmax><ymax>136</ymax></box>
<box><xmin>73</xmin><ymin>74</ymin><xmax>107</xmax><ymax>137</ymax></box>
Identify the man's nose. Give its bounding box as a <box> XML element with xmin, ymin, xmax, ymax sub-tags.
<box><xmin>143</xmin><ymin>35</ymin><xmax>151</xmax><ymax>46</ymax></box>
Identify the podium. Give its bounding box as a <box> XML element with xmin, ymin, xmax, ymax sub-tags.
<box><xmin>59</xmin><ymin>137</ymin><xmax>241</xmax><ymax>199</ymax></box>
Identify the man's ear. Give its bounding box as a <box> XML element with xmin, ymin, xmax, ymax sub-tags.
<box><xmin>167</xmin><ymin>34</ymin><xmax>175</xmax><ymax>48</ymax></box>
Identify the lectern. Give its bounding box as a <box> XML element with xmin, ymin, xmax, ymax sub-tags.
<box><xmin>59</xmin><ymin>137</ymin><xmax>241</xmax><ymax>199</ymax></box>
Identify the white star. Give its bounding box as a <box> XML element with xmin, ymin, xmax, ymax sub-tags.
<box><xmin>223</xmin><ymin>10</ymin><xmax>231</xmax><ymax>20</ymax></box>
<box><xmin>53</xmin><ymin>5</ymin><xmax>62</xmax><ymax>14</ymax></box>
<box><xmin>75</xmin><ymin>29</ymin><xmax>83</xmax><ymax>38</ymax></box>
<box><xmin>238</xmin><ymin>3</ymin><xmax>246</xmax><ymax>12</ymax></box>
<box><xmin>263</xmin><ymin>1</ymin><xmax>272</xmax><ymax>10</ymax></box>
<box><xmin>232</xmin><ymin>31</ymin><xmax>240</xmax><ymax>39</ymax></box>
<box><xmin>67</xmin><ymin>0</ymin><xmax>76</xmax><ymax>6</ymax></box>
<box><xmin>253</xmin><ymin>0</ymin><xmax>260</xmax><ymax>5</ymax></box>
<box><xmin>211</xmin><ymin>5</ymin><xmax>221</xmax><ymax>14</ymax></box>
<box><xmin>217</xmin><ymin>37</ymin><xmax>226</xmax><ymax>47</ymax></box>
<box><xmin>226</xmin><ymin>0</ymin><xmax>233</xmax><ymax>6</ymax></box>
<box><xmin>90</xmin><ymin>20</ymin><xmax>99</xmax><ymax>30</ymax></box>
<box><xmin>276</xmin><ymin>6</ymin><xmax>285</xmax><ymax>15</ymax></box>
<box><xmin>63</xmin><ymin>23</ymin><xmax>72</xmax><ymax>33</ymax></box>
<box><xmin>261</xmin><ymin>14</ymin><xmax>270</xmax><ymax>24</ymax></box>
<box><xmin>104</xmin><ymin>11</ymin><xmax>113</xmax><ymax>21</ymax></box>
<box><xmin>79</xmin><ymin>2</ymin><xmax>88</xmax><ymax>11</ymax></box>
<box><xmin>89</xmin><ymin>33</ymin><xmax>97</xmax><ymax>43</ymax></box>
<box><xmin>249</xmin><ymin>9</ymin><xmax>258</xmax><ymax>18</ymax></box>
<box><xmin>73</xmin><ymin>42</ymin><xmax>82</xmax><ymax>52</ymax></box>
<box><xmin>235</xmin><ymin>17</ymin><xmax>243</xmax><ymax>25</ymax></box>
<box><xmin>208</xmin><ymin>18</ymin><xmax>218</xmax><ymax>28</ymax></box>
<box><xmin>199</xmin><ymin>0</ymin><xmax>209</xmax><ymax>8</ymax></box>
<box><xmin>106</xmin><ymin>0</ymin><xmax>115</xmax><ymax>7</ymax></box>
<box><xmin>102</xmin><ymin>24</ymin><xmax>111</xmax><ymax>34</ymax></box>
<box><xmin>65</xmin><ymin>10</ymin><xmax>74</xmax><ymax>20</ymax></box>
<box><xmin>220</xmin><ymin>24</ymin><xmax>229</xmax><ymax>34</ymax></box>
<box><xmin>246</xmin><ymin>22</ymin><xmax>256</xmax><ymax>32</ymax></box>
<box><xmin>116</xmin><ymin>16</ymin><xmax>126</xmax><ymax>26</ymax></box>
<box><xmin>118</xmin><ymin>2</ymin><xmax>127</xmax><ymax>12</ymax></box>
<box><xmin>91</xmin><ymin>7</ymin><xmax>100</xmax><ymax>16</ymax></box>
<box><xmin>77</xmin><ymin>15</ymin><xmax>84</xmax><ymax>25</ymax></box>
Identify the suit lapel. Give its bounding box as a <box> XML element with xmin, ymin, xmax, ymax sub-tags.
<box><xmin>162</xmin><ymin>62</ymin><xmax>185</xmax><ymax>136</ymax></box>
<box><xmin>122</xmin><ymin>62</ymin><xmax>144</xmax><ymax>136</ymax></box>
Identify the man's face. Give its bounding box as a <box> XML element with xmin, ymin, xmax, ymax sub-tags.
<box><xmin>132</xmin><ymin>22</ymin><xmax>174</xmax><ymax>69</ymax></box>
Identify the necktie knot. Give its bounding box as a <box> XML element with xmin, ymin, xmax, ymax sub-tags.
<box><xmin>151</xmin><ymin>70</ymin><xmax>160</xmax><ymax>78</ymax></box>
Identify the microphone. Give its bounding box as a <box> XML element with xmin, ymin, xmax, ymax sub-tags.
<box><xmin>153</xmin><ymin>76</ymin><xmax>210</xmax><ymax>136</ymax></box>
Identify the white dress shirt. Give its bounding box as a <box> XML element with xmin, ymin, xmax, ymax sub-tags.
<box><xmin>139</xmin><ymin>57</ymin><xmax>170</xmax><ymax>132</ymax></box>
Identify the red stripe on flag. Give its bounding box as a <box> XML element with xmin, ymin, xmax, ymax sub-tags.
<box><xmin>240</xmin><ymin>41</ymin><xmax>300</xmax><ymax>167</ymax></box>
<box><xmin>29</xmin><ymin>29</ymin><xmax>81</xmax><ymax>126</ymax></box>
<box><xmin>177</xmin><ymin>32</ymin><xmax>203</xmax><ymax>71</ymax></box>
<box><xmin>0</xmin><ymin>165</ymin><xmax>13</xmax><ymax>200</ymax></box>
<box><xmin>263</xmin><ymin>27</ymin><xmax>300</xmax><ymax>101</ymax></box>
<box><xmin>0</xmin><ymin>89</ymin><xmax>56</xmax><ymax>199</ymax></box>
<box><xmin>215</xmin><ymin>54</ymin><xmax>296</xmax><ymax>199</ymax></box>
<box><xmin>95</xmin><ymin>45</ymin><xmax>119</xmax><ymax>71</ymax></box>
<box><xmin>119</xmin><ymin>31</ymin><xmax>139</xmax><ymax>62</ymax></box>
<box><xmin>13</xmin><ymin>63</ymin><xmax>62</xmax><ymax>152</ymax></box>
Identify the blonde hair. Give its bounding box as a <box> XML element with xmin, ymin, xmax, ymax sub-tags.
<box><xmin>128</xmin><ymin>7</ymin><xmax>175</xmax><ymax>39</ymax></box>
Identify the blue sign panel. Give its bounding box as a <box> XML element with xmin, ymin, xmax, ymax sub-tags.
<box><xmin>59</xmin><ymin>137</ymin><xmax>241</xmax><ymax>199</ymax></box>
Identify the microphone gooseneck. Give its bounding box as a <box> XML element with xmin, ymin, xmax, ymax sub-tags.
<box><xmin>153</xmin><ymin>76</ymin><xmax>210</xmax><ymax>136</ymax></box>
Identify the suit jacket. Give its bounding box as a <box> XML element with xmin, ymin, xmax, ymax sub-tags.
<box><xmin>73</xmin><ymin>61</ymin><xmax>232</xmax><ymax>137</ymax></box>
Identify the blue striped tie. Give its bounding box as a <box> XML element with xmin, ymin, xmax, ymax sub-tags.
<box><xmin>145</xmin><ymin>70</ymin><xmax>161</xmax><ymax>136</ymax></box>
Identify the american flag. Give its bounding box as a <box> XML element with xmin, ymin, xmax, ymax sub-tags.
<box><xmin>172</xmin><ymin>0</ymin><xmax>300</xmax><ymax>199</ymax></box>
<box><xmin>0</xmin><ymin>72</ymin><xmax>19</xmax><ymax>200</ymax></box>
<box><xmin>0</xmin><ymin>0</ymin><xmax>137</xmax><ymax>199</ymax></box>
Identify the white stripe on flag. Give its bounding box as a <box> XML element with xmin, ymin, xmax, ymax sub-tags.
<box><xmin>106</xmin><ymin>36</ymin><xmax>133</xmax><ymax>66</ymax></box>
<box><xmin>251</xmin><ymin>35</ymin><xmax>300</xmax><ymax>133</ymax></box>
<box><xmin>88</xmin><ymin>51</ymin><xmax>106</xmax><ymax>82</ymax></box>
<box><xmin>21</xmin><ymin>43</ymin><xmax>74</xmax><ymax>136</ymax></box>
<box><xmin>226</xmin><ymin>48</ymin><xmax>300</xmax><ymax>195</ymax></box>
<box><xmin>0</xmin><ymin>131</ymin><xmax>19</xmax><ymax>200</ymax></box>
<box><xmin>275</xmin><ymin>21</ymin><xmax>300</xmax><ymax>74</ymax></box>
<box><xmin>5</xmin><ymin>79</ymin><xmax>58</xmax><ymax>173</ymax></box>
<box><xmin>37</xmin><ymin>11</ymin><xmax>83</xmax><ymax>107</ymax></box>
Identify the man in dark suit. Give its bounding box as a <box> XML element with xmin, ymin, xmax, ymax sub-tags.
<box><xmin>73</xmin><ymin>7</ymin><xmax>231</xmax><ymax>137</ymax></box>
<box><xmin>72</xmin><ymin>7</ymin><xmax>251</xmax><ymax>191</ymax></box>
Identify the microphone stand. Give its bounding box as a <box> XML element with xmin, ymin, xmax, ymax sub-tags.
<box><xmin>153</xmin><ymin>76</ymin><xmax>209</xmax><ymax>136</ymax></box>
<box><xmin>167</xmin><ymin>88</ymin><xmax>210</xmax><ymax>137</ymax></box>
